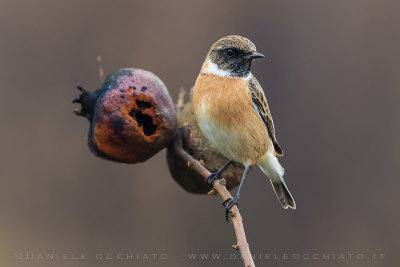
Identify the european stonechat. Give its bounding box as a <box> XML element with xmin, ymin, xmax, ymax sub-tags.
<box><xmin>193</xmin><ymin>35</ymin><xmax>295</xmax><ymax>220</ymax></box>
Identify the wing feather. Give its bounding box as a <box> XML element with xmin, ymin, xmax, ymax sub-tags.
<box><xmin>248</xmin><ymin>76</ymin><xmax>283</xmax><ymax>156</ymax></box>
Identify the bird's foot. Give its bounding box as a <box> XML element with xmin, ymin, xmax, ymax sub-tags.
<box><xmin>222</xmin><ymin>195</ymin><xmax>240</xmax><ymax>223</ymax></box>
<box><xmin>206</xmin><ymin>172</ymin><xmax>222</xmax><ymax>187</ymax></box>
<box><xmin>206</xmin><ymin>160</ymin><xmax>234</xmax><ymax>188</ymax></box>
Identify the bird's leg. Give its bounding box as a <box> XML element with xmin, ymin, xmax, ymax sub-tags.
<box><xmin>222</xmin><ymin>166</ymin><xmax>249</xmax><ymax>223</ymax></box>
<box><xmin>206</xmin><ymin>160</ymin><xmax>233</xmax><ymax>186</ymax></box>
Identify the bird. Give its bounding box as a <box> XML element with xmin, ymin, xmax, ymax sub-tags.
<box><xmin>192</xmin><ymin>35</ymin><xmax>295</xmax><ymax>221</ymax></box>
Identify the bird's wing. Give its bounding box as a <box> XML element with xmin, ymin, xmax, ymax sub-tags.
<box><xmin>248</xmin><ymin>75</ymin><xmax>283</xmax><ymax>156</ymax></box>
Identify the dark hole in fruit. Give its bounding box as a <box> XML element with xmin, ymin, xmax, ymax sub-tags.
<box><xmin>129</xmin><ymin>109</ymin><xmax>157</xmax><ymax>136</ymax></box>
<box><xmin>136</xmin><ymin>99</ymin><xmax>152</xmax><ymax>109</ymax></box>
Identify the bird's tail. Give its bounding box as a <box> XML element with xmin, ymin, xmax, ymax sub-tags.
<box><xmin>258</xmin><ymin>152</ymin><xmax>296</xmax><ymax>209</ymax></box>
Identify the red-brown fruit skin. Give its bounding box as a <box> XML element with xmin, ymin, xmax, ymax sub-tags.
<box><xmin>85</xmin><ymin>68</ymin><xmax>177</xmax><ymax>163</ymax></box>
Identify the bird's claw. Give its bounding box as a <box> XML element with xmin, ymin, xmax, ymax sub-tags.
<box><xmin>222</xmin><ymin>196</ymin><xmax>240</xmax><ymax>223</ymax></box>
<box><xmin>206</xmin><ymin>172</ymin><xmax>221</xmax><ymax>187</ymax></box>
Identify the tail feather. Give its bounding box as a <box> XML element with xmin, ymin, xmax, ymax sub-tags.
<box><xmin>258</xmin><ymin>152</ymin><xmax>296</xmax><ymax>209</ymax></box>
<box><xmin>271</xmin><ymin>180</ymin><xmax>296</xmax><ymax>209</ymax></box>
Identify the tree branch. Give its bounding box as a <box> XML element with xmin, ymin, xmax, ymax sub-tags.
<box><xmin>170</xmin><ymin>126</ymin><xmax>255</xmax><ymax>267</ymax></box>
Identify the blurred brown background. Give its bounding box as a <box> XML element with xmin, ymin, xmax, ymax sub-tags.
<box><xmin>1</xmin><ymin>0</ymin><xmax>399</xmax><ymax>266</ymax></box>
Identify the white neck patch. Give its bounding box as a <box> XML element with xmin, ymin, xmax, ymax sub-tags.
<box><xmin>202</xmin><ymin>59</ymin><xmax>251</xmax><ymax>80</ymax></box>
<box><xmin>202</xmin><ymin>59</ymin><xmax>232</xmax><ymax>77</ymax></box>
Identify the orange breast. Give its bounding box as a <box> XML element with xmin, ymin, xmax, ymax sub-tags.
<box><xmin>193</xmin><ymin>75</ymin><xmax>252</xmax><ymax>122</ymax></box>
<box><xmin>193</xmin><ymin>74</ymin><xmax>270</xmax><ymax>165</ymax></box>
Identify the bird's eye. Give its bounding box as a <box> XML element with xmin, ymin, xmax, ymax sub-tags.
<box><xmin>226</xmin><ymin>49</ymin><xmax>235</xmax><ymax>57</ymax></box>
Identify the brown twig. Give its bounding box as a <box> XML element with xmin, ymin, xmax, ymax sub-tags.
<box><xmin>96</xmin><ymin>56</ymin><xmax>105</xmax><ymax>83</ymax></box>
<box><xmin>170</xmin><ymin>127</ymin><xmax>255</xmax><ymax>267</ymax></box>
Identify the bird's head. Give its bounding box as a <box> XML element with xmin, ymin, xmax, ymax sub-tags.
<box><xmin>202</xmin><ymin>35</ymin><xmax>264</xmax><ymax>78</ymax></box>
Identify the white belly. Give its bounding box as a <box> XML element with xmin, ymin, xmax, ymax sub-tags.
<box><xmin>197</xmin><ymin>103</ymin><xmax>247</xmax><ymax>164</ymax></box>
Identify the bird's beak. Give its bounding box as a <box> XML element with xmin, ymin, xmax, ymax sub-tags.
<box><xmin>248</xmin><ymin>52</ymin><xmax>265</xmax><ymax>60</ymax></box>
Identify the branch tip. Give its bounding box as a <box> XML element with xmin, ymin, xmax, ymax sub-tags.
<box><xmin>96</xmin><ymin>56</ymin><xmax>105</xmax><ymax>83</ymax></box>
